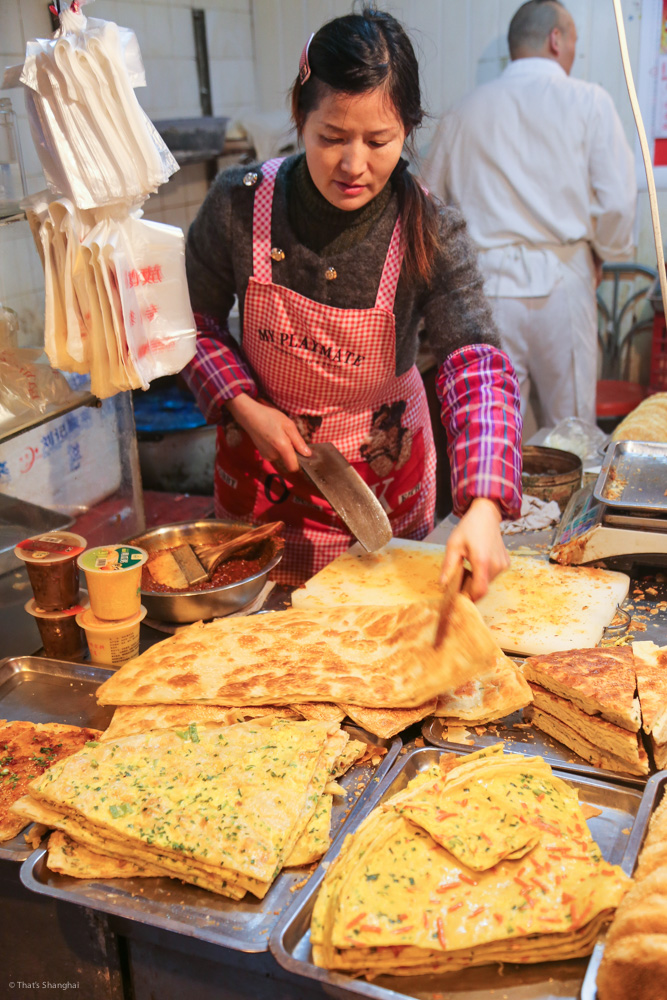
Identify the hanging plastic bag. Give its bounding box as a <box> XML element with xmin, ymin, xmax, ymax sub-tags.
<box><xmin>20</xmin><ymin>3</ymin><xmax>178</xmax><ymax>209</ymax></box>
<box><xmin>108</xmin><ymin>215</ymin><xmax>197</xmax><ymax>387</ymax></box>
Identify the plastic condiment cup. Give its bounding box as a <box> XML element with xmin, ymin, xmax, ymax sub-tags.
<box><xmin>76</xmin><ymin>605</ymin><xmax>147</xmax><ymax>667</ymax></box>
<box><xmin>15</xmin><ymin>531</ymin><xmax>87</xmax><ymax>611</ymax></box>
<box><xmin>77</xmin><ymin>545</ymin><xmax>148</xmax><ymax>620</ymax></box>
<box><xmin>25</xmin><ymin>595</ymin><xmax>89</xmax><ymax>661</ymax></box>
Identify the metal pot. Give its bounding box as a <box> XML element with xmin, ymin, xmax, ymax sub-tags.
<box><xmin>521</xmin><ymin>446</ymin><xmax>582</xmax><ymax>512</ymax></box>
<box><xmin>130</xmin><ymin>520</ymin><xmax>283</xmax><ymax>623</ymax></box>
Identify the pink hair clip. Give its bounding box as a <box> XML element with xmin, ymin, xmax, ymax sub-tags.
<box><xmin>299</xmin><ymin>33</ymin><xmax>314</xmax><ymax>85</ymax></box>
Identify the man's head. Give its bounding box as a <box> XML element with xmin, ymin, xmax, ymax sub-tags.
<box><xmin>508</xmin><ymin>1</ymin><xmax>577</xmax><ymax>74</ymax></box>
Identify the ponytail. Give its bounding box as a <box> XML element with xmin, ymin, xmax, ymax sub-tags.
<box><xmin>393</xmin><ymin>160</ymin><xmax>441</xmax><ymax>286</ymax></box>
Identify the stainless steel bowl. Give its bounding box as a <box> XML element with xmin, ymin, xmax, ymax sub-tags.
<box><xmin>130</xmin><ymin>519</ymin><xmax>283</xmax><ymax>623</ymax></box>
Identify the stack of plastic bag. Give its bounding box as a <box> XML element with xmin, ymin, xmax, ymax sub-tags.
<box><xmin>16</xmin><ymin>1</ymin><xmax>195</xmax><ymax>399</ymax></box>
<box><xmin>30</xmin><ymin>196</ymin><xmax>196</xmax><ymax>398</ymax></box>
<box><xmin>20</xmin><ymin>4</ymin><xmax>177</xmax><ymax>208</ymax></box>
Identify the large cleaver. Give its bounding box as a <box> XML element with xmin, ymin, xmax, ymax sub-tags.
<box><xmin>297</xmin><ymin>443</ymin><xmax>392</xmax><ymax>552</ymax></box>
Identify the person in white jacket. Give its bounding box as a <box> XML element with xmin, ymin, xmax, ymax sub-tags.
<box><xmin>423</xmin><ymin>0</ymin><xmax>637</xmax><ymax>427</ymax></box>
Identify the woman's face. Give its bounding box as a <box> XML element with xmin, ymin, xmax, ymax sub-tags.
<box><xmin>301</xmin><ymin>86</ymin><xmax>406</xmax><ymax>211</ymax></box>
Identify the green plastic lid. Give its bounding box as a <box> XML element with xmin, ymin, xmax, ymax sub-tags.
<box><xmin>78</xmin><ymin>545</ymin><xmax>148</xmax><ymax>573</ymax></box>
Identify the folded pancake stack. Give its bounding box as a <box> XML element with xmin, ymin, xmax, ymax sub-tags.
<box><xmin>11</xmin><ymin>717</ymin><xmax>365</xmax><ymax>897</ymax></box>
<box><xmin>522</xmin><ymin>648</ymin><xmax>649</xmax><ymax>776</ymax></box>
<box><xmin>312</xmin><ymin>745</ymin><xmax>629</xmax><ymax>977</ymax></box>
<box><xmin>93</xmin><ymin>597</ymin><xmax>506</xmax><ymax>739</ymax></box>
<box><xmin>434</xmin><ymin>647</ymin><xmax>532</xmax><ymax>725</ymax></box>
<box><xmin>632</xmin><ymin>641</ymin><xmax>667</xmax><ymax>769</ymax></box>
<box><xmin>597</xmin><ymin>796</ymin><xmax>667</xmax><ymax>999</ymax></box>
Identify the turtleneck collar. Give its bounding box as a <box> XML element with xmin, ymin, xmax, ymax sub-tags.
<box><xmin>286</xmin><ymin>153</ymin><xmax>393</xmax><ymax>256</ymax></box>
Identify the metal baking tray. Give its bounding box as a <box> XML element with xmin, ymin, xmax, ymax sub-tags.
<box><xmin>594</xmin><ymin>440</ymin><xmax>667</xmax><ymax>513</ymax></box>
<box><xmin>270</xmin><ymin>745</ymin><xmax>646</xmax><ymax>1000</ymax></box>
<box><xmin>0</xmin><ymin>493</ymin><xmax>74</xmax><ymax>576</ymax></box>
<box><xmin>0</xmin><ymin>655</ymin><xmax>115</xmax><ymax>861</ymax></box>
<box><xmin>580</xmin><ymin>770</ymin><xmax>667</xmax><ymax>1000</ymax></box>
<box><xmin>421</xmin><ymin>714</ymin><xmax>648</xmax><ymax>788</ymax></box>
<box><xmin>19</xmin><ymin>723</ymin><xmax>401</xmax><ymax>953</ymax></box>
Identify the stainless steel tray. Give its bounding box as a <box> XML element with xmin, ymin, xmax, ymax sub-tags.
<box><xmin>580</xmin><ymin>770</ymin><xmax>667</xmax><ymax>1000</ymax></box>
<box><xmin>270</xmin><ymin>746</ymin><xmax>647</xmax><ymax>1000</ymax></box>
<box><xmin>0</xmin><ymin>655</ymin><xmax>115</xmax><ymax>861</ymax></box>
<box><xmin>594</xmin><ymin>440</ymin><xmax>667</xmax><ymax>513</ymax></box>
<box><xmin>19</xmin><ymin>723</ymin><xmax>401</xmax><ymax>952</ymax></box>
<box><xmin>0</xmin><ymin>493</ymin><xmax>74</xmax><ymax>576</ymax></box>
<box><xmin>421</xmin><ymin>713</ymin><xmax>648</xmax><ymax>788</ymax></box>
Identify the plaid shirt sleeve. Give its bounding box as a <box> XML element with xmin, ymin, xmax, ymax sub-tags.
<box><xmin>436</xmin><ymin>343</ymin><xmax>523</xmax><ymax>520</ymax></box>
<box><xmin>181</xmin><ymin>312</ymin><xmax>258</xmax><ymax>425</ymax></box>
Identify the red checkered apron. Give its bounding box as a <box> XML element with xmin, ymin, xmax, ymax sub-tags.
<box><xmin>214</xmin><ymin>158</ymin><xmax>436</xmax><ymax>584</ymax></box>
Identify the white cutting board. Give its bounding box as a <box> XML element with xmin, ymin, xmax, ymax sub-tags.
<box><xmin>475</xmin><ymin>555</ymin><xmax>630</xmax><ymax>656</ymax></box>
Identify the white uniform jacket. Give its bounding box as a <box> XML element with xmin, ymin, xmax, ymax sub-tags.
<box><xmin>423</xmin><ymin>57</ymin><xmax>637</xmax><ymax>299</ymax></box>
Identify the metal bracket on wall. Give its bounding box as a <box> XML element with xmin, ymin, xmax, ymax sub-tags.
<box><xmin>192</xmin><ymin>9</ymin><xmax>218</xmax><ymax>185</ymax></box>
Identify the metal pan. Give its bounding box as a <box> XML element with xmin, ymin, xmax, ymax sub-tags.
<box><xmin>19</xmin><ymin>724</ymin><xmax>401</xmax><ymax>952</ymax></box>
<box><xmin>0</xmin><ymin>655</ymin><xmax>115</xmax><ymax>861</ymax></box>
<box><xmin>421</xmin><ymin>714</ymin><xmax>648</xmax><ymax>788</ymax></box>
<box><xmin>270</xmin><ymin>746</ymin><xmax>647</xmax><ymax>1000</ymax></box>
<box><xmin>580</xmin><ymin>770</ymin><xmax>667</xmax><ymax>1000</ymax></box>
<box><xmin>594</xmin><ymin>440</ymin><xmax>667</xmax><ymax>513</ymax></box>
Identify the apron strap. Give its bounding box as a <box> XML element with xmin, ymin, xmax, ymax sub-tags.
<box><xmin>253</xmin><ymin>157</ymin><xmax>405</xmax><ymax>309</ymax></box>
<box><xmin>375</xmin><ymin>216</ymin><xmax>404</xmax><ymax>311</ymax></box>
<box><xmin>252</xmin><ymin>157</ymin><xmax>285</xmax><ymax>282</ymax></box>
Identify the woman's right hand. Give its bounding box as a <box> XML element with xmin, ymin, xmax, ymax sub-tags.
<box><xmin>225</xmin><ymin>393</ymin><xmax>311</xmax><ymax>474</ymax></box>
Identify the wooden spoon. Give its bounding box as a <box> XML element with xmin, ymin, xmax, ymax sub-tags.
<box><xmin>194</xmin><ymin>521</ymin><xmax>285</xmax><ymax>577</ymax></box>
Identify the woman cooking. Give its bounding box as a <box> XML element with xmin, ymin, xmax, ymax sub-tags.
<box><xmin>183</xmin><ymin>7</ymin><xmax>522</xmax><ymax>597</ymax></box>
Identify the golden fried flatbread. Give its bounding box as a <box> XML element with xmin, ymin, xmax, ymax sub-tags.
<box><xmin>435</xmin><ymin>648</ymin><xmax>532</xmax><ymax>723</ymax></box>
<box><xmin>0</xmin><ymin>720</ymin><xmax>101</xmax><ymax>841</ymax></box>
<box><xmin>527</xmin><ymin>683</ymin><xmax>645</xmax><ymax>766</ymax></box>
<box><xmin>597</xmin><ymin>934</ymin><xmax>667</xmax><ymax>999</ymax></box>
<box><xmin>521</xmin><ymin>647</ymin><xmax>640</xmax><ymax>731</ymax></box>
<box><xmin>101</xmin><ymin>703</ymin><xmax>298</xmax><ymax>741</ymax></box>
<box><xmin>611</xmin><ymin>392</ymin><xmax>667</xmax><ymax>443</ymax></box>
<box><xmin>338</xmin><ymin>700</ymin><xmax>437</xmax><ymax>739</ymax></box>
<box><xmin>291</xmin><ymin>703</ymin><xmax>345</xmax><ymax>723</ymax></box>
<box><xmin>632</xmin><ymin>642</ymin><xmax>667</xmax><ymax>743</ymax></box>
<box><xmin>524</xmin><ymin>705</ymin><xmax>649</xmax><ymax>776</ymax></box>
<box><xmin>96</xmin><ymin>600</ymin><xmax>495</xmax><ymax>709</ymax></box>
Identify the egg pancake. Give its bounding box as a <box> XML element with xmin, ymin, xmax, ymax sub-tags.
<box><xmin>46</xmin><ymin>831</ymin><xmax>157</xmax><ymax>879</ymax></box>
<box><xmin>100</xmin><ymin>704</ymin><xmax>299</xmax><ymax>742</ymax></box>
<box><xmin>19</xmin><ymin>718</ymin><xmax>346</xmax><ymax>899</ymax></box>
<box><xmin>312</xmin><ymin>746</ymin><xmax>629</xmax><ymax>976</ymax></box>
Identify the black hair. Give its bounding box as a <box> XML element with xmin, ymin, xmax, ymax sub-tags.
<box><xmin>508</xmin><ymin>1</ymin><xmax>566</xmax><ymax>59</ymax></box>
<box><xmin>290</xmin><ymin>6</ymin><xmax>441</xmax><ymax>286</ymax></box>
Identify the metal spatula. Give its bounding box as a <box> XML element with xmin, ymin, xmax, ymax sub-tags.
<box><xmin>297</xmin><ymin>442</ymin><xmax>392</xmax><ymax>553</ymax></box>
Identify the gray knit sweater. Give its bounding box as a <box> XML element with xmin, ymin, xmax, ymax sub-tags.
<box><xmin>186</xmin><ymin>154</ymin><xmax>500</xmax><ymax>375</ymax></box>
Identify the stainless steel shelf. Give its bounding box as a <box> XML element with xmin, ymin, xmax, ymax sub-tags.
<box><xmin>0</xmin><ymin>210</ymin><xmax>26</xmax><ymax>227</ymax></box>
<box><xmin>0</xmin><ymin>391</ymin><xmax>99</xmax><ymax>445</ymax></box>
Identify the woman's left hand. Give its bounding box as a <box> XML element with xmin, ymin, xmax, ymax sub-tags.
<box><xmin>440</xmin><ymin>497</ymin><xmax>510</xmax><ymax>601</ymax></box>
